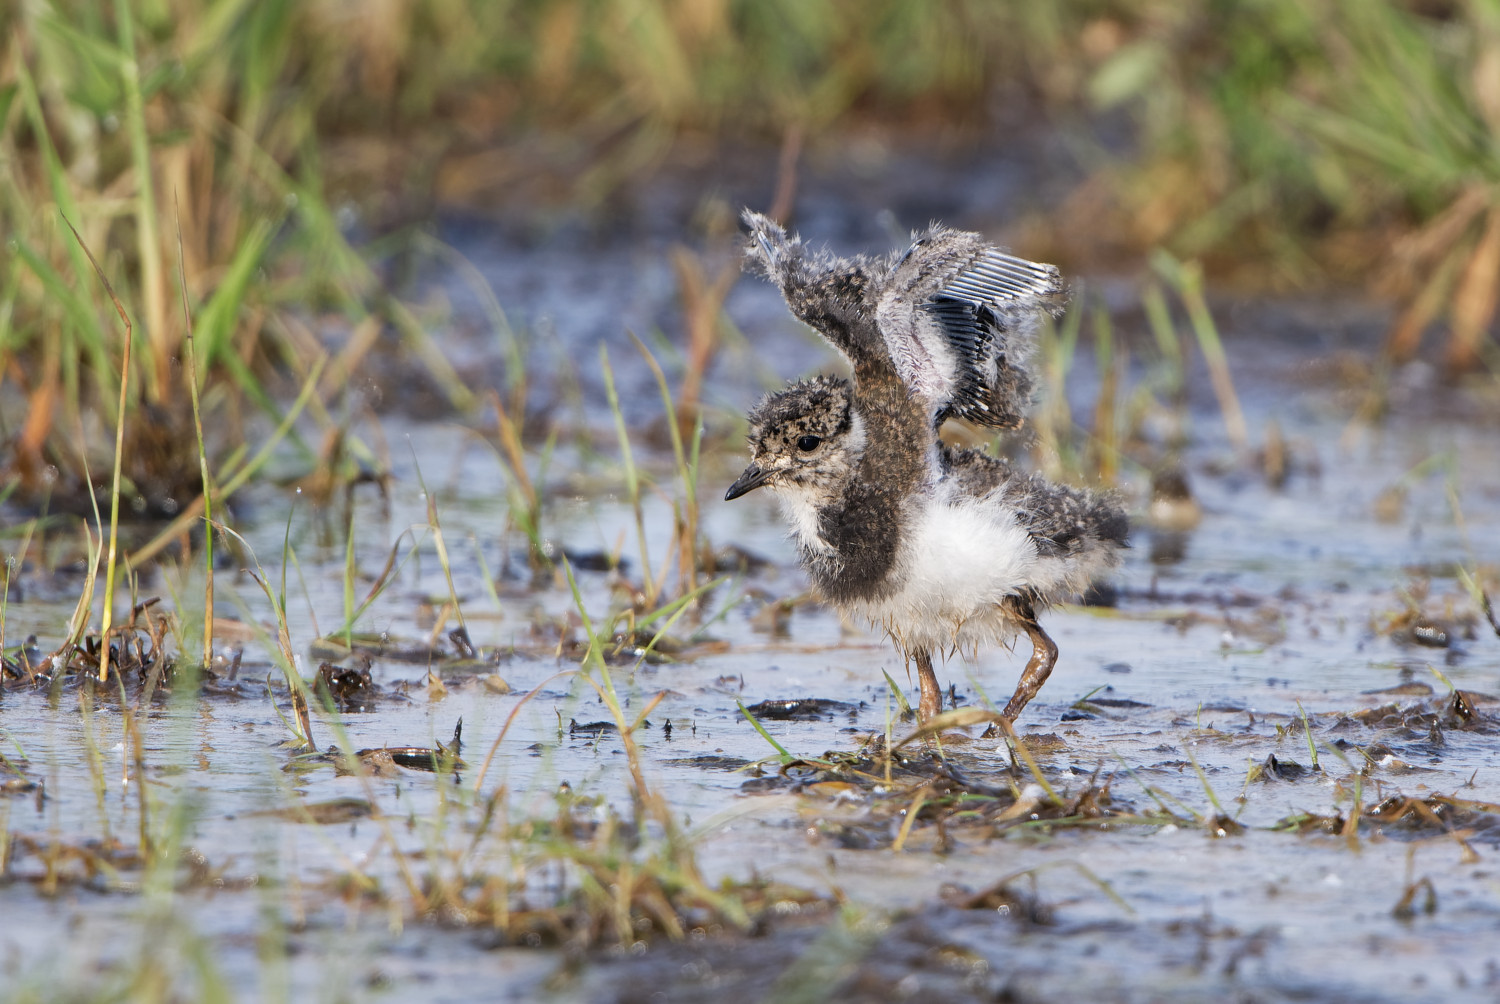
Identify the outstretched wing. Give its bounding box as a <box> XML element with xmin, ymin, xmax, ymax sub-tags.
<box><xmin>875</xmin><ymin>228</ymin><xmax>1065</xmax><ymax>429</ymax></box>
<box><xmin>741</xmin><ymin>210</ymin><xmax>884</xmax><ymax>367</ymax></box>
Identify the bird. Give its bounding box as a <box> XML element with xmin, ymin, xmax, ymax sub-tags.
<box><xmin>725</xmin><ymin>210</ymin><xmax>1128</xmax><ymax>724</ymax></box>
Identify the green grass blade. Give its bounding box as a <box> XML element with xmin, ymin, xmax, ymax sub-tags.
<box><xmin>737</xmin><ymin>700</ymin><xmax>793</xmax><ymax>764</ymax></box>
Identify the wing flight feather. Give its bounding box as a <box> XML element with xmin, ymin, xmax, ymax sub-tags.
<box><xmin>879</xmin><ymin>236</ymin><xmax>1065</xmax><ymax>429</ymax></box>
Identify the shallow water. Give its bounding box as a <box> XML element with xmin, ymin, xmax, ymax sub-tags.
<box><xmin>3</xmin><ymin>217</ymin><xmax>1500</xmax><ymax>1003</ymax></box>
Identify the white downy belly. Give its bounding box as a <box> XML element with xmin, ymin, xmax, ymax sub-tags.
<box><xmin>849</xmin><ymin>498</ymin><xmax>1038</xmax><ymax>651</ymax></box>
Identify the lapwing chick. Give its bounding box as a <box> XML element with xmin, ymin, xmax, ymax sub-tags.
<box><xmin>726</xmin><ymin>211</ymin><xmax>1127</xmax><ymax>723</ymax></box>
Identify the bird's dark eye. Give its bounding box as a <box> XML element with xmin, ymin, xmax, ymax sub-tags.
<box><xmin>797</xmin><ymin>435</ymin><xmax>821</xmax><ymax>452</ymax></box>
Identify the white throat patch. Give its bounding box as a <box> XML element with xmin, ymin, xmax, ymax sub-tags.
<box><xmin>777</xmin><ymin>491</ymin><xmax>832</xmax><ymax>553</ymax></box>
<box><xmin>769</xmin><ymin>411</ymin><xmax>867</xmax><ymax>555</ymax></box>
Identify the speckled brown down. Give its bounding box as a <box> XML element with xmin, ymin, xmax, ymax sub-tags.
<box><xmin>727</xmin><ymin>210</ymin><xmax>1128</xmax><ymax>724</ymax></box>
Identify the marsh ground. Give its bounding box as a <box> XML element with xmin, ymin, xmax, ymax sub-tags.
<box><xmin>2</xmin><ymin>207</ymin><xmax>1499</xmax><ymax>1004</ymax></box>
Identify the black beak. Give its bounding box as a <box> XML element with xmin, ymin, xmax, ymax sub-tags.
<box><xmin>725</xmin><ymin>463</ymin><xmax>771</xmax><ymax>501</ymax></box>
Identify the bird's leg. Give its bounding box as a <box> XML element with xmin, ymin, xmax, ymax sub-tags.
<box><xmin>914</xmin><ymin>648</ymin><xmax>943</xmax><ymax>723</ymax></box>
<box><xmin>1001</xmin><ymin>597</ymin><xmax>1058</xmax><ymax>721</ymax></box>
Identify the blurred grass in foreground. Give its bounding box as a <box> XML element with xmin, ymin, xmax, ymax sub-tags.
<box><xmin>1</xmin><ymin>0</ymin><xmax>1497</xmax><ymax>517</ymax></box>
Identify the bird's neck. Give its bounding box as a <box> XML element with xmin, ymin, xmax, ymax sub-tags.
<box><xmin>797</xmin><ymin>381</ymin><xmax>932</xmax><ymax>605</ymax></box>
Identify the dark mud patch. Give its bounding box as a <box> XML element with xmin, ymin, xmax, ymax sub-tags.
<box><xmin>743</xmin><ymin>698</ymin><xmax>862</xmax><ymax>721</ymax></box>
<box><xmin>309</xmin><ymin>628</ymin><xmax>504</xmax><ymax>670</ymax></box>
<box><xmin>315</xmin><ymin>659</ymin><xmax>382</xmax><ymax>712</ymax></box>
<box><xmin>570</xmin><ymin>718</ymin><xmax>623</xmax><ymax>738</ymax></box>
<box><xmin>660</xmin><ymin>755</ymin><xmax>753</xmax><ymax>771</ymax></box>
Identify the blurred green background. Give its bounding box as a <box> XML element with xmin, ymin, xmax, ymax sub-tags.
<box><xmin>2</xmin><ymin>0</ymin><xmax>1497</xmax><ymax>506</ymax></box>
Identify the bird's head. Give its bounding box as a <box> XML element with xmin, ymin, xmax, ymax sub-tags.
<box><xmin>725</xmin><ymin>376</ymin><xmax>863</xmax><ymax>503</ymax></box>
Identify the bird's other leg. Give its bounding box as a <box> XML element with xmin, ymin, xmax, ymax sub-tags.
<box><xmin>914</xmin><ymin>648</ymin><xmax>943</xmax><ymax>723</ymax></box>
<box><xmin>1001</xmin><ymin>597</ymin><xmax>1058</xmax><ymax>721</ymax></box>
